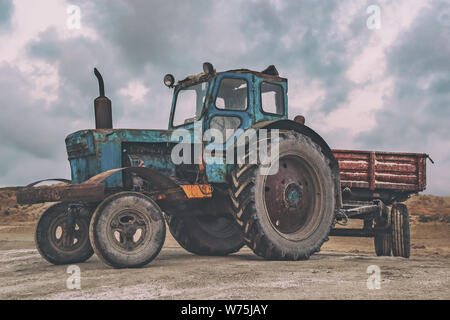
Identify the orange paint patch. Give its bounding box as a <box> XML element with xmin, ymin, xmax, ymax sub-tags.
<box><xmin>180</xmin><ymin>184</ymin><xmax>213</xmax><ymax>199</ymax></box>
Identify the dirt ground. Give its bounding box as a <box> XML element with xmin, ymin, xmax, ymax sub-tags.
<box><xmin>0</xmin><ymin>188</ymin><xmax>449</xmax><ymax>300</ymax></box>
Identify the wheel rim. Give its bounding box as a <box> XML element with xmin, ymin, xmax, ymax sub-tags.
<box><xmin>263</xmin><ymin>154</ymin><xmax>324</xmax><ymax>240</ymax></box>
<box><xmin>107</xmin><ymin>209</ymin><xmax>153</xmax><ymax>253</ymax></box>
<box><xmin>48</xmin><ymin>212</ymin><xmax>88</xmax><ymax>252</ymax></box>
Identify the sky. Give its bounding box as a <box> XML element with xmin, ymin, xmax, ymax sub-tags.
<box><xmin>0</xmin><ymin>0</ymin><xmax>449</xmax><ymax>195</ymax></box>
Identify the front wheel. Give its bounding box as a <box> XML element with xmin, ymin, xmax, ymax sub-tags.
<box><xmin>89</xmin><ymin>192</ymin><xmax>166</xmax><ymax>268</ymax></box>
<box><xmin>35</xmin><ymin>203</ymin><xmax>94</xmax><ymax>265</ymax></box>
<box><xmin>229</xmin><ymin>130</ymin><xmax>336</xmax><ymax>260</ymax></box>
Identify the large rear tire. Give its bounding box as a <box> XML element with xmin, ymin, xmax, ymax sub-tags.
<box><xmin>165</xmin><ymin>193</ymin><xmax>244</xmax><ymax>256</ymax></box>
<box><xmin>229</xmin><ymin>130</ymin><xmax>336</xmax><ymax>260</ymax></box>
<box><xmin>89</xmin><ymin>192</ymin><xmax>166</xmax><ymax>268</ymax></box>
<box><xmin>35</xmin><ymin>203</ymin><xmax>94</xmax><ymax>265</ymax></box>
<box><xmin>391</xmin><ymin>203</ymin><xmax>410</xmax><ymax>258</ymax></box>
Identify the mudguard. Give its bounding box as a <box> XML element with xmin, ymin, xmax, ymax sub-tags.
<box><xmin>16</xmin><ymin>167</ymin><xmax>188</xmax><ymax>205</ymax></box>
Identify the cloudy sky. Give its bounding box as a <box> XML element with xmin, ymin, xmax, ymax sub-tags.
<box><xmin>0</xmin><ymin>0</ymin><xmax>449</xmax><ymax>195</ymax></box>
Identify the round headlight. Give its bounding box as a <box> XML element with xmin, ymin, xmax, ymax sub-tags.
<box><xmin>164</xmin><ymin>74</ymin><xmax>175</xmax><ymax>87</ymax></box>
<box><xmin>203</xmin><ymin>62</ymin><xmax>214</xmax><ymax>75</ymax></box>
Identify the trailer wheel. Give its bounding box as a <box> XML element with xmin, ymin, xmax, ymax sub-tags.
<box><xmin>374</xmin><ymin>231</ymin><xmax>391</xmax><ymax>256</ymax></box>
<box><xmin>89</xmin><ymin>192</ymin><xmax>165</xmax><ymax>268</ymax></box>
<box><xmin>165</xmin><ymin>195</ymin><xmax>244</xmax><ymax>256</ymax></box>
<box><xmin>229</xmin><ymin>130</ymin><xmax>336</xmax><ymax>260</ymax></box>
<box><xmin>35</xmin><ymin>203</ymin><xmax>94</xmax><ymax>265</ymax></box>
<box><xmin>391</xmin><ymin>204</ymin><xmax>410</xmax><ymax>258</ymax></box>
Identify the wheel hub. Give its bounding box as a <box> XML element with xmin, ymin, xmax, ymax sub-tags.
<box><xmin>284</xmin><ymin>183</ymin><xmax>303</xmax><ymax>208</ymax></box>
<box><xmin>263</xmin><ymin>155</ymin><xmax>321</xmax><ymax>238</ymax></box>
<box><xmin>109</xmin><ymin>210</ymin><xmax>149</xmax><ymax>251</ymax></box>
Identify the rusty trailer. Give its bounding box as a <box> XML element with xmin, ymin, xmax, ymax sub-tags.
<box><xmin>328</xmin><ymin>150</ymin><xmax>429</xmax><ymax>258</ymax></box>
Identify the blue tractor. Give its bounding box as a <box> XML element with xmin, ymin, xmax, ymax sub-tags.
<box><xmin>17</xmin><ymin>63</ymin><xmax>348</xmax><ymax>268</ymax></box>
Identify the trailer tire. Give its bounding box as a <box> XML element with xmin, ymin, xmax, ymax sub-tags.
<box><xmin>35</xmin><ymin>203</ymin><xmax>94</xmax><ymax>265</ymax></box>
<box><xmin>229</xmin><ymin>130</ymin><xmax>336</xmax><ymax>260</ymax></box>
<box><xmin>374</xmin><ymin>232</ymin><xmax>391</xmax><ymax>256</ymax></box>
<box><xmin>89</xmin><ymin>192</ymin><xmax>165</xmax><ymax>268</ymax></box>
<box><xmin>391</xmin><ymin>204</ymin><xmax>410</xmax><ymax>258</ymax></box>
<box><xmin>165</xmin><ymin>198</ymin><xmax>244</xmax><ymax>256</ymax></box>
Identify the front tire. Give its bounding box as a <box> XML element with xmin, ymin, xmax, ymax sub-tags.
<box><xmin>35</xmin><ymin>203</ymin><xmax>94</xmax><ymax>265</ymax></box>
<box><xmin>229</xmin><ymin>130</ymin><xmax>336</xmax><ymax>260</ymax></box>
<box><xmin>89</xmin><ymin>192</ymin><xmax>166</xmax><ymax>268</ymax></box>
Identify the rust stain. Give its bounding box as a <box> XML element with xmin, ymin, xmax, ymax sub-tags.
<box><xmin>333</xmin><ymin>150</ymin><xmax>427</xmax><ymax>192</ymax></box>
<box><xmin>16</xmin><ymin>183</ymin><xmax>105</xmax><ymax>205</ymax></box>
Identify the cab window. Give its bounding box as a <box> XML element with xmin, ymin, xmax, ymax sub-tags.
<box><xmin>261</xmin><ymin>82</ymin><xmax>284</xmax><ymax>115</ymax></box>
<box><xmin>172</xmin><ymin>82</ymin><xmax>208</xmax><ymax>126</ymax></box>
<box><xmin>215</xmin><ymin>78</ymin><xmax>248</xmax><ymax>110</ymax></box>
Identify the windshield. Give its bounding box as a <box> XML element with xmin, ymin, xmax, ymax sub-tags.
<box><xmin>172</xmin><ymin>81</ymin><xmax>209</xmax><ymax>126</ymax></box>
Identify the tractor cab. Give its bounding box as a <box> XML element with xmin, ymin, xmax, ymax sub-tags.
<box><xmin>166</xmin><ymin>63</ymin><xmax>289</xmax><ymax>143</ymax></box>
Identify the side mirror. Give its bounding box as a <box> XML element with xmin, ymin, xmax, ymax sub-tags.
<box><xmin>164</xmin><ymin>74</ymin><xmax>175</xmax><ymax>87</ymax></box>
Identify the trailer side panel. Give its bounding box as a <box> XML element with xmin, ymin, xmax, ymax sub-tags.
<box><xmin>332</xmin><ymin>150</ymin><xmax>427</xmax><ymax>192</ymax></box>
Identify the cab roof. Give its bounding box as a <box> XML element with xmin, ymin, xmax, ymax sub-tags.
<box><xmin>177</xmin><ymin>65</ymin><xmax>287</xmax><ymax>87</ymax></box>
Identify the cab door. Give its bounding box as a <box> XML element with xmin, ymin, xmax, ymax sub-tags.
<box><xmin>204</xmin><ymin>72</ymin><xmax>255</xmax><ymax>183</ymax></box>
<box><xmin>206</xmin><ymin>72</ymin><xmax>255</xmax><ymax>150</ymax></box>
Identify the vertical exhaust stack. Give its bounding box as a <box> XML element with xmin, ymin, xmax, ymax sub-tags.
<box><xmin>93</xmin><ymin>68</ymin><xmax>113</xmax><ymax>129</ymax></box>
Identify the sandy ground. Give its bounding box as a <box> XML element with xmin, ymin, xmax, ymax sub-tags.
<box><xmin>0</xmin><ymin>220</ymin><xmax>449</xmax><ymax>300</ymax></box>
<box><xmin>0</xmin><ymin>190</ymin><xmax>449</xmax><ymax>300</ymax></box>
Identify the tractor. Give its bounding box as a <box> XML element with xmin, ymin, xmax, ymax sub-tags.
<box><xmin>17</xmin><ymin>63</ymin><xmax>428</xmax><ymax>268</ymax></box>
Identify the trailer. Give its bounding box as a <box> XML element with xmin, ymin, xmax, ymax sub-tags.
<box><xmin>330</xmin><ymin>150</ymin><xmax>428</xmax><ymax>257</ymax></box>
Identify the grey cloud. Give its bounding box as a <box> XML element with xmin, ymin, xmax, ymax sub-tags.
<box><xmin>357</xmin><ymin>2</ymin><xmax>450</xmax><ymax>194</ymax></box>
<box><xmin>237</xmin><ymin>0</ymin><xmax>372</xmax><ymax>113</ymax></box>
<box><xmin>0</xmin><ymin>63</ymin><xmax>70</xmax><ymax>186</ymax></box>
<box><xmin>0</xmin><ymin>0</ymin><xmax>13</xmax><ymax>30</ymax></box>
<box><xmin>72</xmin><ymin>0</ymin><xmax>369</xmax><ymax>113</ymax></box>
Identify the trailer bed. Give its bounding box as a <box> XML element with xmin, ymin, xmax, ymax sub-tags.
<box><xmin>332</xmin><ymin>150</ymin><xmax>427</xmax><ymax>202</ymax></box>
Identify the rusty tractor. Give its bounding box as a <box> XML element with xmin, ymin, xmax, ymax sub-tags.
<box><xmin>17</xmin><ymin>63</ymin><xmax>429</xmax><ymax>268</ymax></box>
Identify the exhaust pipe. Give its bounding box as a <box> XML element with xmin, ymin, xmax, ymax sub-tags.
<box><xmin>94</xmin><ymin>68</ymin><xmax>113</xmax><ymax>129</ymax></box>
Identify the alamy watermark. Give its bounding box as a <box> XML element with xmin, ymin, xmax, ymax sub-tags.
<box><xmin>366</xmin><ymin>265</ymin><xmax>381</xmax><ymax>290</ymax></box>
<box><xmin>67</xmin><ymin>5</ymin><xmax>81</xmax><ymax>30</ymax></box>
<box><xmin>170</xmin><ymin>122</ymin><xmax>280</xmax><ymax>175</ymax></box>
<box><xmin>366</xmin><ymin>5</ymin><xmax>381</xmax><ymax>30</ymax></box>
<box><xmin>66</xmin><ymin>265</ymin><xmax>81</xmax><ymax>290</ymax></box>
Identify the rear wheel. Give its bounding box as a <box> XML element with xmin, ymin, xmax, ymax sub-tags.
<box><xmin>89</xmin><ymin>192</ymin><xmax>166</xmax><ymax>268</ymax></box>
<box><xmin>374</xmin><ymin>232</ymin><xmax>391</xmax><ymax>256</ymax></box>
<box><xmin>35</xmin><ymin>203</ymin><xmax>94</xmax><ymax>265</ymax></box>
<box><xmin>229</xmin><ymin>130</ymin><xmax>336</xmax><ymax>260</ymax></box>
<box><xmin>391</xmin><ymin>203</ymin><xmax>410</xmax><ymax>258</ymax></box>
<box><xmin>165</xmin><ymin>194</ymin><xmax>244</xmax><ymax>256</ymax></box>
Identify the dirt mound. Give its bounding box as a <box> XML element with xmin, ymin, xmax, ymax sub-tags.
<box><xmin>405</xmin><ymin>194</ymin><xmax>450</xmax><ymax>223</ymax></box>
<box><xmin>0</xmin><ymin>187</ymin><xmax>52</xmax><ymax>224</ymax></box>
